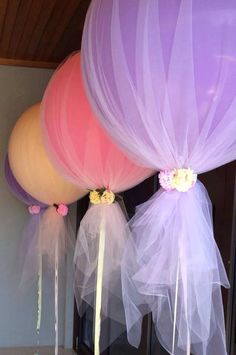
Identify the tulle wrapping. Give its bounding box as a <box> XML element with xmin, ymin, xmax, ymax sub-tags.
<box><xmin>41</xmin><ymin>51</ymin><xmax>153</xmax><ymax>350</ymax></box>
<box><xmin>4</xmin><ymin>155</ymin><xmax>46</xmax><ymax>287</ymax></box>
<box><xmin>5</xmin><ymin>156</ymin><xmax>74</xmax><ymax>286</ymax></box>
<box><xmin>74</xmin><ymin>201</ymin><xmax>128</xmax><ymax>350</ymax></box>
<box><xmin>122</xmin><ymin>182</ymin><xmax>229</xmax><ymax>354</ymax></box>
<box><xmin>82</xmin><ymin>0</ymin><xmax>236</xmax><ymax>353</ymax></box>
<box><xmin>20</xmin><ymin>206</ymin><xmax>75</xmax><ymax>284</ymax></box>
<box><xmin>18</xmin><ymin>212</ymin><xmax>45</xmax><ymax>288</ymax></box>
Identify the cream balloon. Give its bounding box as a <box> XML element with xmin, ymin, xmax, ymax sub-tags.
<box><xmin>8</xmin><ymin>103</ymin><xmax>87</xmax><ymax>205</ymax></box>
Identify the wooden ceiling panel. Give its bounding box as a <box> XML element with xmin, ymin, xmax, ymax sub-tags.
<box><xmin>0</xmin><ymin>0</ymin><xmax>8</xmax><ymax>39</ymax></box>
<box><xmin>35</xmin><ymin>0</ymin><xmax>80</xmax><ymax>61</ymax></box>
<box><xmin>0</xmin><ymin>0</ymin><xmax>91</xmax><ymax>68</ymax></box>
<box><xmin>7</xmin><ymin>0</ymin><xmax>33</xmax><ymax>57</ymax></box>
<box><xmin>51</xmin><ymin>0</ymin><xmax>90</xmax><ymax>62</ymax></box>
<box><xmin>25</xmin><ymin>0</ymin><xmax>58</xmax><ymax>59</ymax></box>
<box><xmin>0</xmin><ymin>0</ymin><xmax>21</xmax><ymax>54</ymax></box>
<box><xmin>14</xmin><ymin>0</ymin><xmax>44</xmax><ymax>59</ymax></box>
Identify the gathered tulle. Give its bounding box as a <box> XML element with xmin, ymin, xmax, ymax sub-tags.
<box><xmin>74</xmin><ymin>201</ymin><xmax>128</xmax><ymax>350</ymax></box>
<box><xmin>82</xmin><ymin>0</ymin><xmax>236</xmax><ymax>353</ymax></box>
<box><xmin>122</xmin><ymin>182</ymin><xmax>229</xmax><ymax>354</ymax></box>
<box><xmin>41</xmin><ymin>51</ymin><xmax>153</xmax><ymax>351</ymax></box>
<box><xmin>20</xmin><ymin>206</ymin><xmax>75</xmax><ymax>286</ymax></box>
<box><xmin>18</xmin><ymin>212</ymin><xmax>44</xmax><ymax>288</ymax></box>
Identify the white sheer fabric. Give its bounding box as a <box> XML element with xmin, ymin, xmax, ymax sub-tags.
<box><xmin>81</xmin><ymin>1</ymin><xmax>236</xmax><ymax>353</ymax></box>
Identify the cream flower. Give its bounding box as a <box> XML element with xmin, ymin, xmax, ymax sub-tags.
<box><xmin>171</xmin><ymin>168</ymin><xmax>197</xmax><ymax>192</ymax></box>
<box><xmin>90</xmin><ymin>190</ymin><xmax>101</xmax><ymax>204</ymax></box>
<box><xmin>159</xmin><ymin>168</ymin><xmax>197</xmax><ymax>192</ymax></box>
<box><xmin>101</xmin><ymin>190</ymin><xmax>115</xmax><ymax>205</ymax></box>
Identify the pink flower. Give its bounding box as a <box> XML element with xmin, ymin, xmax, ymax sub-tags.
<box><xmin>28</xmin><ymin>205</ymin><xmax>41</xmax><ymax>215</ymax></box>
<box><xmin>56</xmin><ymin>204</ymin><xmax>68</xmax><ymax>216</ymax></box>
<box><xmin>158</xmin><ymin>170</ymin><xmax>175</xmax><ymax>191</ymax></box>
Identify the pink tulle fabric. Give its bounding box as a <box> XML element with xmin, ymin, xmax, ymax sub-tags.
<box><xmin>41</xmin><ymin>52</ymin><xmax>153</xmax><ymax>350</ymax></box>
<box><xmin>81</xmin><ymin>1</ymin><xmax>236</xmax><ymax>354</ymax></box>
<box><xmin>41</xmin><ymin>53</ymin><xmax>151</xmax><ymax>192</ymax></box>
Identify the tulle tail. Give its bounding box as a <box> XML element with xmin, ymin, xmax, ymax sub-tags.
<box><xmin>74</xmin><ymin>201</ymin><xmax>129</xmax><ymax>351</ymax></box>
<box><xmin>19</xmin><ymin>206</ymin><xmax>75</xmax><ymax>354</ymax></box>
<box><xmin>122</xmin><ymin>181</ymin><xmax>229</xmax><ymax>355</ymax></box>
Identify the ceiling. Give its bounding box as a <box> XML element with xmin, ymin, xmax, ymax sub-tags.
<box><xmin>0</xmin><ymin>0</ymin><xmax>91</xmax><ymax>69</ymax></box>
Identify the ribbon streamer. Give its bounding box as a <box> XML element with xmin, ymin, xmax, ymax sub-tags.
<box><xmin>172</xmin><ymin>261</ymin><xmax>191</xmax><ymax>355</ymax></box>
<box><xmin>94</xmin><ymin>217</ymin><xmax>106</xmax><ymax>355</ymax></box>
<box><xmin>34</xmin><ymin>238</ymin><xmax>43</xmax><ymax>355</ymax></box>
<box><xmin>37</xmin><ymin>253</ymin><xmax>42</xmax><ymax>336</ymax></box>
<box><xmin>55</xmin><ymin>240</ymin><xmax>59</xmax><ymax>355</ymax></box>
<box><xmin>171</xmin><ymin>262</ymin><xmax>179</xmax><ymax>355</ymax></box>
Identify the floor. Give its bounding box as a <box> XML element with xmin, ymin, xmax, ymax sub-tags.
<box><xmin>0</xmin><ymin>348</ymin><xmax>76</xmax><ymax>355</ymax></box>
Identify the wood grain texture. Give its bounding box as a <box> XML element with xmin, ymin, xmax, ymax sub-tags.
<box><xmin>0</xmin><ymin>0</ymin><xmax>21</xmax><ymax>54</ymax></box>
<box><xmin>7</xmin><ymin>0</ymin><xmax>32</xmax><ymax>57</ymax></box>
<box><xmin>0</xmin><ymin>57</ymin><xmax>58</xmax><ymax>68</ymax></box>
<box><xmin>0</xmin><ymin>0</ymin><xmax>8</xmax><ymax>40</ymax></box>
<box><xmin>0</xmin><ymin>0</ymin><xmax>91</xmax><ymax>67</ymax></box>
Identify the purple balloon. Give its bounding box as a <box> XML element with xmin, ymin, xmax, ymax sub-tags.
<box><xmin>82</xmin><ymin>1</ymin><xmax>236</xmax><ymax>354</ymax></box>
<box><xmin>4</xmin><ymin>155</ymin><xmax>46</xmax><ymax>207</ymax></box>
<box><xmin>4</xmin><ymin>156</ymin><xmax>48</xmax><ymax>290</ymax></box>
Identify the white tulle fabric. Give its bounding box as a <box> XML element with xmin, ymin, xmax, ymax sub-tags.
<box><xmin>122</xmin><ymin>182</ymin><xmax>229</xmax><ymax>354</ymax></box>
<box><xmin>74</xmin><ymin>201</ymin><xmax>128</xmax><ymax>350</ymax></box>
<box><xmin>20</xmin><ymin>206</ymin><xmax>75</xmax><ymax>287</ymax></box>
<box><xmin>81</xmin><ymin>0</ymin><xmax>236</xmax><ymax>353</ymax></box>
<box><xmin>41</xmin><ymin>51</ymin><xmax>153</xmax><ymax>351</ymax></box>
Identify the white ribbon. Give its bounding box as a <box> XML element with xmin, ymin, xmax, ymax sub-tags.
<box><xmin>55</xmin><ymin>240</ymin><xmax>59</xmax><ymax>355</ymax></box>
<box><xmin>94</xmin><ymin>217</ymin><xmax>106</xmax><ymax>355</ymax></box>
<box><xmin>171</xmin><ymin>262</ymin><xmax>180</xmax><ymax>355</ymax></box>
<box><xmin>172</xmin><ymin>261</ymin><xmax>191</xmax><ymax>355</ymax></box>
<box><xmin>34</xmin><ymin>251</ymin><xmax>42</xmax><ymax>355</ymax></box>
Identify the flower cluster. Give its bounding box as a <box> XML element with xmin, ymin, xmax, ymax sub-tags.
<box><xmin>55</xmin><ymin>204</ymin><xmax>68</xmax><ymax>216</ymax></box>
<box><xmin>28</xmin><ymin>205</ymin><xmax>41</xmax><ymax>215</ymax></box>
<box><xmin>159</xmin><ymin>168</ymin><xmax>197</xmax><ymax>192</ymax></box>
<box><xmin>89</xmin><ymin>188</ymin><xmax>115</xmax><ymax>205</ymax></box>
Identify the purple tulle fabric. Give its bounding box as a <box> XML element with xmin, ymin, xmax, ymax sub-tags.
<box><xmin>81</xmin><ymin>1</ymin><xmax>236</xmax><ymax>354</ymax></box>
<box><xmin>4</xmin><ymin>155</ymin><xmax>47</xmax><ymax>286</ymax></box>
<box><xmin>5</xmin><ymin>157</ymin><xmax>73</xmax><ymax>282</ymax></box>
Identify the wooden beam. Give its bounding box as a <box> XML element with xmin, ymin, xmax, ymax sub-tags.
<box><xmin>0</xmin><ymin>57</ymin><xmax>58</xmax><ymax>69</ymax></box>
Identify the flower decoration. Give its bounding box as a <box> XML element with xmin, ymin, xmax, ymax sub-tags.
<box><xmin>101</xmin><ymin>190</ymin><xmax>115</xmax><ymax>205</ymax></box>
<box><xmin>28</xmin><ymin>205</ymin><xmax>41</xmax><ymax>215</ymax></box>
<box><xmin>89</xmin><ymin>188</ymin><xmax>116</xmax><ymax>205</ymax></box>
<box><xmin>159</xmin><ymin>168</ymin><xmax>197</xmax><ymax>192</ymax></box>
<box><xmin>56</xmin><ymin>203</ymin><xmax>68</xmax><ymax>216</ymax></box>
<box><xmin>89</xmin><ymin>190</ymin><xmax>102</xmax><ymax>205</ymax></box>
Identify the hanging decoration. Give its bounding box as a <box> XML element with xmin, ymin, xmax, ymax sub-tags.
<box><xmin>8</xmin><ymin>103</ymin><xmax>87</xmax><ymax>355</ymax></box>
<box><xmin>81</xmin><ymin>1</ymin><xmax>236</xmax><ymax>354</ymax></box>
<box><xmin>4</xmin><ymin>154</ymin><xmax>47</xmax><ymax>351</ymax></box>
<box><xmin>41</xmin><ymin>52</ymin><xmax>153</xmax><ymax>353</ymax></box>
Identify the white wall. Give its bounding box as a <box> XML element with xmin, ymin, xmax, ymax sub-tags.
<box><xmin>0</xmin><ymin>65</ymin><xmax>76</xmax><ymax>348</ymax></box>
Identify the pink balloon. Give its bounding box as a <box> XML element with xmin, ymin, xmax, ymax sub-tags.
<box><xmin>41</xmin><ymin>52</ymin><xmax>152</xmax><ymax>192</ymax></box>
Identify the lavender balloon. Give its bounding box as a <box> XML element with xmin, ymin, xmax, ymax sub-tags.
<box><xmin>82</xmin><ymin>1</ymin><xmax>236</xmax><ymax>354</ymax></box>
<box><xmin>5</xmin><ymin>155</ymin><xmax>46</xmax><ymax>207</ymax></box>
<box><xmin>5</xmin><ymin>155</ymin><xmax>47</xmax><ymax>286</ymax></box>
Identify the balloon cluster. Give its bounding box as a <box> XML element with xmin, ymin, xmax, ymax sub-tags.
<box><xmin>5</xmin><ymin>52</ymin><xmax>151</xmax><ymax>353</ymax></box>
<box><xmin>7</xmin><ymin>2</ymin><xmax>235</xmax><ymax>354</ymax></box>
